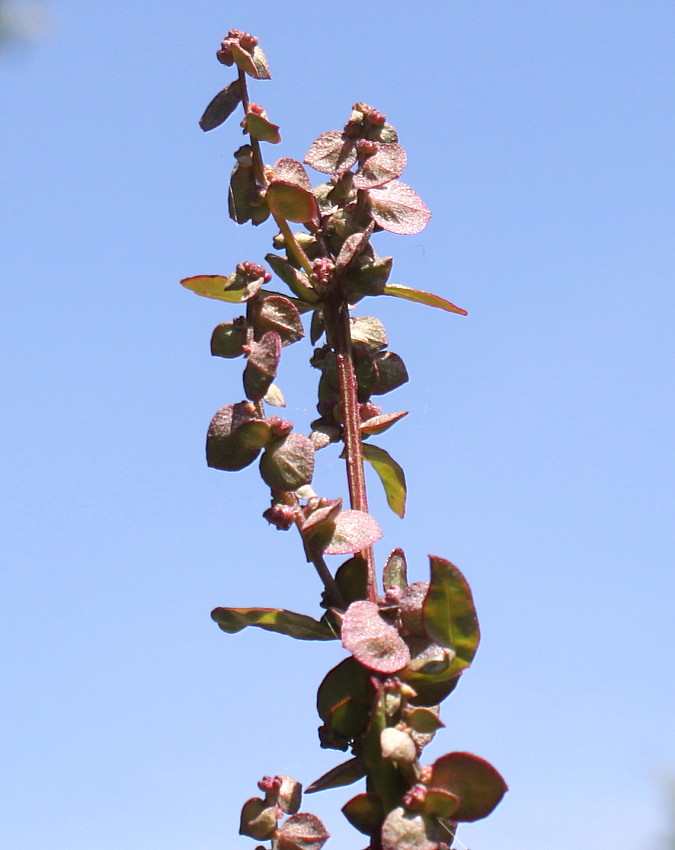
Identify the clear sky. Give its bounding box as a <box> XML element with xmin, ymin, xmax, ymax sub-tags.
<box><xmin>2</xmin><ymin>2</ymin><xmax>674</xmax><ymax>849</ymax></box>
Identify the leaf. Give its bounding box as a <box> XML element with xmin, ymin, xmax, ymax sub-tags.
<box><xmin>383</xmin><ymin>283</ymin><xmax>468</xmax><ymax>316</ymax></box>
<box><xmin>304</xmin><ymin>130</ymin><xmax>357</xmax><ymax>175</ymax></box>
<box><xmin>353</xmin><ymin>143</ymin><xmax>407</xmax><ymax>190</ymax></box>
<box><xmin>277</xmin><ymin>813</ymin><xmax>329</xmax><ymax>850</ymax></box>
<box><xmin>199</xmin><ymin>80</ymin><xmax>242</xmax><ymax>131</ymax></box>
<box><xmin>367</xmin><ymin>180</ymin><xmax>431</xmax><ymax>235</ymax></box>
<box><xmin>381</xmin><ymin>807</ymin><xmax>437</xmax><ymax>850</ymax></box>
<box><xmin>422</xmin><ymin>788</ymin><xmax>460</xmax><ymax>819</ymax></box>
<box><xmin>254</xmin><ymin>295</ymin><xmax>304</xmax><ymax>345</ymax></box>
<box><xmin>371</xmin><ymin>351</ymin><xmax>409</xmax><ymax>396</ymax></box>
<box><xmin>333</xmin><ymin>556</ymin><xmax>369</xmax><ymax>605</ymax></box>
<box><xmin>317</xmin><ymin>657</ymin><xmax>371</xmax><ymax>742</ymax></box>
<box><xmin>259</xmin><ymin>433</ymin><xmax>315</xmax><ymax>491</ymax></box>
<box><xmin>429</xmin><ymin>752</ymin><xmax>507</xmax><ymax>822</ymax></box>
<box><xmin>180</xmin><ymin>273</ymin><xmax>262</xmax><ymax>303</ymax></box>
<box><xmin>403</xmin><ymin>706</ymin><xmax>445</xmax><ymax>735</ymax></box>
<box><xmin>316</xmin><ymin>510</ymin><xmax>383</xmax><ymax>556</ymax></box>
<box><xmin>239</xmin><ymin>797</ymin><xmax>278</xmax><ymax>840</ymax></box>
<box><xmin>383</xmin><ymin>548</ymin><xmax>408</xmax><ymax>591</ymax></box>
<box><xmin>265</xmin><ymin>253</ymin><xmax>318</xmax><ymax>303</ymax></box>
<box><xmin>230</xmin><ymin>40</ymin><xmax>271</xmax><ymax>80</ymax></box>
<box><xmin>211</xmin><ymin>607</ymin><xmax>335</xmax><ymax>641</ymax></box>
<box><xmin>335</xmin><ymin>223</ymin><xmax>374</xmax><ymax>274</ymax></box>
<box><xmin>362</xmin><ymin>443</ymin><xmax>407</xmax><ymax>518</ymax></box>
<box><xmin>423</xmin><ymin>556</ymin><xmax>480</xmax><ymax>670</ymax></box>
<box><xmin>245</xmin><ymin>109</ymin><xmax>281</xmax><ymax>144</ymax></box>
<box><xmin>341</xmin><ymin>600</ymin><xmax>411</xmax><ymax>674</ymax></box>
<box><xmin>267</xmin><ymin>180</ymin><xmax>319</xmax><ymax>224</ymax></box>
<box><xmin>306</xmin><ymin>757</ymin><xmax>367</xmax><ymax>794</ymax></box>
<box><xmin>210</xmin><ymin>321</ymin><xmax>247</xmax><ymax>358</ymax></box>
<box><xmin>206</xmin><ymin>403</ymin><xmax>270</xmax><ymax>472</ymax></box>
<box><xmin>360</xmin><ymin>411</ymin><xmax>408</xmax><ymax>436</ymax></box>
<box><xmin>342</xmin><ymin>793</ymin><xmax>384</xmax><ymax>836</ymax></box>
<box><xmin>273</xmin><ymin>157</ymin><xmax>313</xmax><ymax>191</ymax></box>
<box><xmin>263</xmin><ymin>383</ymin><xmax>286</xmax><ymax>407</ymax></box>
<box><xmin>350</xmin><ymin>316</ymin><xmax>387</xmax><ymax>350</ymax></box>
<box><xmin>244</xmin><ymin>331</ymin><xmax>282</xmax><ymax>401</ymax></box>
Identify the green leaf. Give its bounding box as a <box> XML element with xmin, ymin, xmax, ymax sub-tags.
<box><xmin>211</xmin><ymin>607</ymin><xmax>335</xmax><ymax>641</ymax></box>
<box><xmin>266</xmin><ymin>181</ymin><xmax>319</xmax><ymax>224</ymax></box>
<box><xmin>206</xmin><ymin>403</ymin><xmax>270</xmax><ymax>472</ymax></box>
<box><xmin>245</xmin><ymin>108</ymin><xmax>281</xmax><ymax>144</ymax></box>
<box><xmin>180</xmin><ymin>273</ymin><xmax>262</xmax><ymax>303</ymax></box>
<box><xmin>430</xmin><ymin>752</ymin><xmax>507</xmax><ymax>822</ymax></box>
<box><xmin>265</xmin><ymin>253</ymin><xmax>318</xmax><ymax>303</ymax></box>
<box><xmin>210</xmin><ymin>321</ymin><xmax>247</xmax><ymax>358</ymax></box>
<box><xmin>362</xmin><ymin>443</ymin><xmax>407</xmax><ymax>518</ymax></box>
<box><xmin>423</xmin><ymin>556</ymin><xmax>480</xmax><ymax>670</ymax></box>
<box><xmin>383</xmin><ymin>283</ymin><xmax>468</xmax><ymax>316</ymax></box>
<box><xmin>317</xmin><ymin>657</ymin><xmax>371</xmax><ymax>743</ymax></box>
<box><xmin>350</xmin><ymin>316</ymin><xmax>387</xmax><ymax>350</ymax></box>
<box><xmin>333</xmin><ymin>556</ymin><xmax>369</xmax><ymax>605</ymax></box>
<box><xmin>306</xmin><ymin>757</ymin><xmax>367</xmax><ymax>794</ymax></box>
<box><xmin>383</xmin><ymin>548</ymin><xmax>408</xmax><ymax>591</ymax></box>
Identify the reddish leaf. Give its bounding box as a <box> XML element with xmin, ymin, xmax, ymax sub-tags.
<box><xmin>259</xmin><ymin>433</ymin><xmax>315</xmax><ymax>491</ymax></box>
<box><xmin>360</xmin><ymin>410</ymin><xmax>408</xmax><ymax>436</ymax></box>
<box><xmin>353</xmin><ymin>143</ymin><xmax>407</xmax><ymax>189</ymax></box>
<box><xmin>199</xmin><ymin>80</ymin><xmax>242</xmax><ymax>131</ymax></box>
<box><xmin>230</xmin><ymin>40</ymin><xmax>271</xmax><ymax>80</ymax></box>
<box><xmin>254</xmin><ymin>295</ymin><xmax>304</xmax><ymax>346</ymax></box>
<box><xmin>304</xmin><ymin>130</ymin><xmax>357</xmax><ymax>175</ymax></box>
<box><xmin>277</xmin><ymin>813</ymin><xmax>329</xmax><ymax>850</ymax></box>
<box><xmin>273</xmin><ymin>158</ymin><xmax>313</xmax><ymax>191</ymax></box>
<box><xmin>335</xmin><ymin>223</ymin><xmax>374</xmax><ymax>274</ymax></box>
<box><xmin>368</xmin><ymin>180</ymin><xmax>431</xmax><ymax>235</ymax></box>
<box><xmin>206</xmin><ymin>403</ymin><xmax>270</xmax><ymax>472</ymax></box>
<box><xmin>244</xmin><ymin>331</ymin><xmax>282</xmax><ymax>401</ymax></box>
<box><xmin>341</xmin><ymin>600</ymin><xmax>410</xmax><ymax>673</ymax></box>
<box><xmin>239</xmin><ymin>797</ymin><xmax>278</xmax><ymax>840</ymax></box>
<box><xmin>430</xmin><ymin>752</ymin><xmax>508</xmax><ymax>822</ymax></box>
<box><xmin>320</xmin><ymin>510</ymin><xmax>383</xmax><ymax>555</ymax></box>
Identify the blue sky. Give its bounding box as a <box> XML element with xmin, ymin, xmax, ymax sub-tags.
<box><xmin>2</xmin><ymin>2</ymin><xmax>674</xmax><ymax>848</ymax></box>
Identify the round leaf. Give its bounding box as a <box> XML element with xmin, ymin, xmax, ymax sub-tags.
<box><xmin>277</xmin><ymin>813</ymin><xmax>329</xmax><ymax>850</ymax></box>
<box><xmin>422</xmin><ymin>556</ymin><xmax>480</xmax><ymax>670</ymax></box>
<box><xmin>430</xmin><ymin>752</ymin><xmax>508</xmax><ymax>822</ymax></box>
<box><xmin>259</xmin><ymin>433</ymin><xmax>315</xmax><ymax>491</ymax></box>
<box><xmin>304</xmin><ymin>130</ymin><xmax>357</xmax><ymax>175</ymax></box>
<box><xmin>341</xmin><ymin>601</ymin><xmax>410</xmax><ymax>674</ymax></box>
<box><xmin>266</xmin><ymin>181</ymin><xmax>319</xmax><ymax>224</ymax></box>
<box><xmin>368</xmin><ymin>180</ymin><xmax>431</xmax><ymax>235</ymax></box>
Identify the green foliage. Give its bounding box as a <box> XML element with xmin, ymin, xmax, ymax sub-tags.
<box><xmin>183</xmin><ymin>28</ymin><xmax>504</xmax><ymax>850</ymax></box>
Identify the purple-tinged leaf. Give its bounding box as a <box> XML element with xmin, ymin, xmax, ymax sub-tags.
<box><xmin>353</xmin><ymin>143</ymin><xmax>407</xmax><ymax>190</ymax></box>
<box><xmin>304</xmin><ymin>130</ymin><xmax>358</xmax><ymax>175</ymax></box>
<box><xmin>306</xmin><ymin>757</ymin><xmax>367</xmax><ymax>794</ymax></box>
<box><xmin>254</xmin><ymin>295</ymin><xmax>304</xmax><ymax>346</ymax></box>
<box><xmin>277</xmin><ymin>813</ymin><xmax>329</xmax><ymax>850</ymax></box>
<box><xmin>429</xmin><ymin>752</ymin><xmax>507</xmax><ymax>822</ymax></box>
<box><xmin>335</xmin><ymin>223</ymin><xmax>374</xmax><ymax>274</ymax></box>
<box><xmin>362</xmin><ymin>443</ymin><xmax>407</xmax><ymax>518</ymax></box>
<box><xmin>206</xmin><ymin>403</ymin><xmax>270</xmax><ymax>472</ymax></box>
<box><xmin>260</xmin><ymin>775</ymin><xmax>303</xmax><ymax>815</ymax></box>
<box><xmin>383</xmin><ymin>283</ymin><xmax>468</xmax><ymax>316</ymax></box>
<box><xmin>342</xmin><ymin>793</ymin><xmax>384</xmax><ymax>836</ymax></box>
<box><xmin>244</xmin><ymin>331</ymin><xmax>282</xmax><ymax>401</ymax></box>
<box><xmin>320</xmin><ymin>510</ymin><xmax>382</xmax><ymax>555</ymax></box>
<box><xmin>272</xmin><ymin>158</ymin><xmax>313</xmax><ymax>192</ymax></box>
<box><xmin>259</xmin><ymin>433</ymin><xmax>315</xmax><ymax>491</ymax></box>
<box><xmin>333</xmin><ymin>556</ymin><xmax>369</xmax><ymax>606</ymax></box>
<box><xmin>368</xmin><ymin>180</ymin><xmax>431</xmax><ymax>235</ymax></box>
<box><xmin>229</xmin><ymin>40</ymin><xmax>271</xmax><ymax>80</ymax></box>
<box><xmin>317</xmin><ymin>657</ymin><xmax>371</xmax><ymax>743</ymax></box>
<box><xmin>423</xmin><ymin>556</ymin><xmax>480</xmax><ymax>670</ymax></box>
<box><xmin>381</xmin><ymin>807</ymin><xmax>437</xmax><ymax>850</ymax></box>
<box><xmin>383</xmin><ymin>548</ymin><xmax>408</xmax><ymax>591</ymax></box>
<box><xmin>211</xmin><ymin>607</ymin><xmax>335</xmax><ymax>641</ymax></box>
<box><xmin>301</xmin><ymin>498</ymin><xmax>343</xmax><ymax>537</ymax></box>
<box><xmin>341</xmin><ymin>600</ymin><xmax>410</xmax><ymax>673</ymax></box>
<box><xmin>199</xmin><ymin>80</ymin><xmax>242</xmax><ymax>131</ymax></box>
<box><xmin>267</xmin><ymin>180</ymin><xmax>319</xmax><ymax>225</ymax></box>
<box><xmin>371</xmin><ymin>351</ymin><xmax>409</xmax><ymax>396</ymax></box>
<box><xmin>360</xmin><ymin>410</ymin><xmax>408</xmax><ymax>436</ymax></box>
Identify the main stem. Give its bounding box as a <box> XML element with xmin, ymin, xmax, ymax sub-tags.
<box><xmin>324</xmin><ymin>298</ymin><xmax>377</xmax><ymax>602</ymax></box>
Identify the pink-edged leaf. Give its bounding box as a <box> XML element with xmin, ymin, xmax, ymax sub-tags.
<box><xmin>368</xmin><ymin>180</ymin><xmax>431</xmax><ymax>235</ymax></box>
<box><xmin>229</xmin><ymin>40</ymin><xmax>271</xmax><ymax>80</ymax></box>
<box><xmin>272</xmin><ymin>157</ymin><xmax>313</xmax><ymax>191</ymax></box>
<box><xmin>304</xmin><ymin>130</ymin><xmax>357</xmax><ymax>175</ymax></box>
<box><xmin>360</xmin><ymin>410</ymin><xmax>408</xmax><ymax>436</ymax></box>
<box><xmin>383</xmin><ymin>283</ymin><xmax>468</xmax><ymax>316</ymax></box>
<box><xmin>277</xmin><ymin>813</ymin><xmax>329</xmax><ymax>850</ymax></box>
<box><xmin>301</xmin><ymin>498</ymin><xmax>343</xmax><ymax>538</ymax></box>
<box><xmin>353</xmin><ymin>143</ymin><xmax>407</xmax><ymax>189</ymax></box>
<box><xmin>245</xmin><ymin>109</ymin><xmax>281</xmax><ymax>144</ymax></box>
<box><xmin>180</xmin><ymin>274</ymin><xmax>262</xmax><ymax>303</ymax></box>
<box><xmin>199</xmin><ymin>80</ymin><xmax>242</xmax><ymax>131</ymax></box>
<box><xmin>341</xmin><ymin>600</ymin><xmax>410</xmax><ymax>674</ymax></box>
<box><xmin>335</xmin><ymin>223</ymin><xmax>374</xmax><ymax>274</ymax></box>
<box><xmin>321</xmin><ymin>510</ymin><xmax>382</xmax><ymax>555</ymax></box>
<box><xmin>430</xmin><ymin>752</ymin><xmax>508</xmax><ymax>822</ymax></box>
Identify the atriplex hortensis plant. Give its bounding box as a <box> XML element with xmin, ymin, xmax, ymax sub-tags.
<box><xmin>182</xmin><ymin>30</ymin><xmax>507</xmax><ymax>850</ymax></box>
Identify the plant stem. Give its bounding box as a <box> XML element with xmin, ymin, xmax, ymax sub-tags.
<box><xmin>324</xmin><ymin>297</ymin><xmax>377</xmax><ymax>602</ymax></box>
<box><xmin>238</xmin><ymin>70</ymin><xmax>267</xmax><ymax>188</ymax></box>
